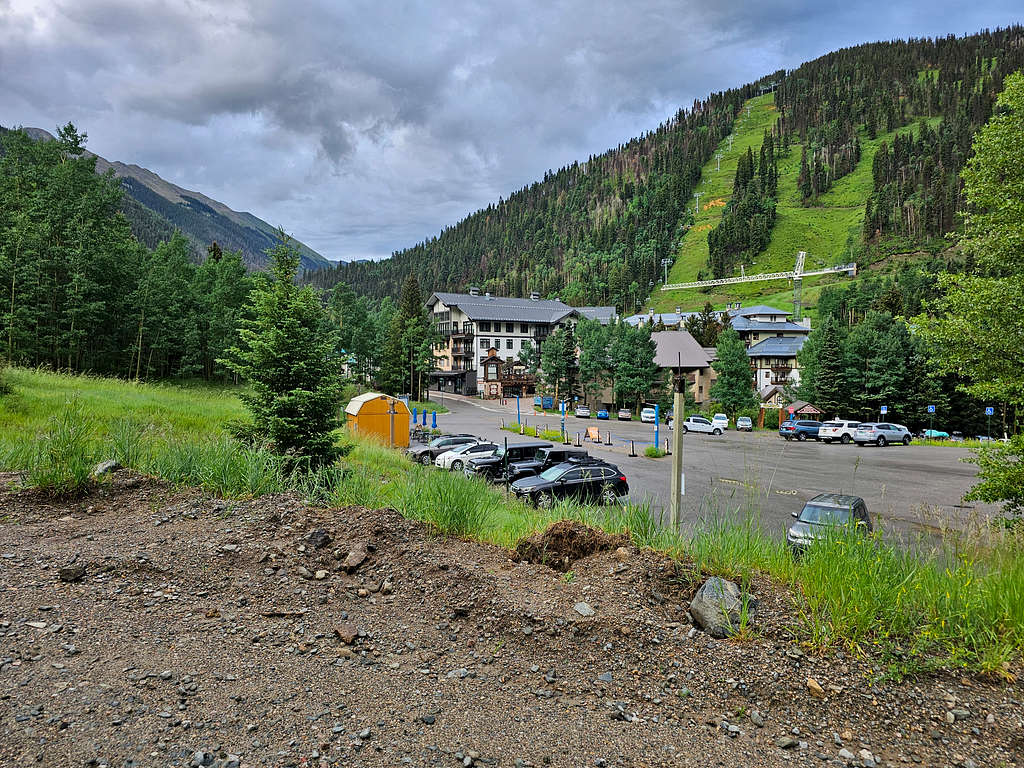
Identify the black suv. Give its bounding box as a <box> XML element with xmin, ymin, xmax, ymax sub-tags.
<box><xmin>503</xmin><ymin>446</ymin><xmax>588</xmax><ymax>483</ymax></box>
<box><xmin>510</xmin><ymin>458</ymin><xmax>629</xmax><ymax>508</ymax></box>
<box><xmin>465</xmin><ymin>441</ymin><xmax>551</xmax><ymax>481</ymax></box>
<box><xmin>406</xmin><ymin>434</ymin><xmax>477</xmax><ymax>465</ymax></box>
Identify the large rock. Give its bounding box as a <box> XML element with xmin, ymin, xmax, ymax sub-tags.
<box><xmin>688</xmin><ymin>577</ymin><xmax>757</xmax><ymax>638</ymax></box>
<box><xmin>91</xmin><ymin>459</ymin><xmax>122</xmax><ymax>479</ymax></box>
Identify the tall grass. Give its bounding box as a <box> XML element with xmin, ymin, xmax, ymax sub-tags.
<box><xmin>22</xmin><ymin>400</ymin><xmax>98</xmax><ymax>497</ymax></box>
<box><xmin>1</xmin><ymin>368</ymin><xmax>1021</xmax><ymax>676</ymax></box>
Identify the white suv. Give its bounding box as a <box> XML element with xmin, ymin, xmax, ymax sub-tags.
<box><xmin>818</xmin><ymin>420</ymin><xmax>861</xmax><ymax>444</ymax></box>
<box><xmin>711</xmin><ymin>413</ymin><xmax>729</xmax><ymax>431</ymax></box>
<box><xmin>676</xmin><ymin>415</ymin><xmax>723</xmax><ymax>435</ymax></box>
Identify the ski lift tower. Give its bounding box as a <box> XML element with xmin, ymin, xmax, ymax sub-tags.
<box><xmin>792</xmin><ymin>251</ymin><xmax>806</xmax><ymax>320</ymax></box>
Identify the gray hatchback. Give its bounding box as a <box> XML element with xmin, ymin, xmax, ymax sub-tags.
<box><xmin>786</xmin><ymin>493</ymin><xmax>871</xmax><ymax>550</ymax></box>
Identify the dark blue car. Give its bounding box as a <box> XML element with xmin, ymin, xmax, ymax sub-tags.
<box><xmin>779</xmin><ymin>420</ymin><xmax>821</xmax><ymax>441</ymax></box>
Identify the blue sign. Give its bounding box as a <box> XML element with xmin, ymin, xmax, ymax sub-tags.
<box><xmin>985</xmin><ymin>406</ymin><xmax>995</xmax><ymax>416</ymax></box>
<box><xmin>880</xmin><ymin>406</ymin><xmax>888</xmax><ymax>415</ymax></box>
<box><xmin>927</xmin><ymin>405</ymin><xmax>935</xmax><ymax>414</ymax></box>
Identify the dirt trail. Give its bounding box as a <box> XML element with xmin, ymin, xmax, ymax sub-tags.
<box><xmin>0</xmin><ymin>473</ymin><xmax>1019</xmax><ymax>768</ymax></box>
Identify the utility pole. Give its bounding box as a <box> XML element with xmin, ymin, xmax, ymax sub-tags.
<box><xmin>669</xmin><ymin>353</ymin><xmax>685</xmax><ymax>529</ymax></box>
<box><xmin>693</xmin><ymin>191</ymin><xmax>702</xmax><ymax>215</ymax></box>
<box><xmin>746</xmin><ymin>105</ymin><xmax>751</xmax><ymax>118</ymax></box>
<box><xmin>715</xmin><ymin>152</ymin><xmax>723</xmax><ymax>171</ymax></box>
<box><xmin>727</xmin><ymin>135</ymin><xmax>734</xmax><ymax>151</ymax></box>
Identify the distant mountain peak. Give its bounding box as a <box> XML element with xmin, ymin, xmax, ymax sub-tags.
<box><xmin>21</xmin><ymin>126</ymin><xmax>330</xmax><ymax>272</ymax></box>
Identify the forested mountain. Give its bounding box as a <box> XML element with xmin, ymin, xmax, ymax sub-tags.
<box><xmin>308</xmin><ymin>76</ymin><xmax>780</xmax><ymax>307</ymax></box>
<box><xmin>308</xmin><ymin>26</ymin><xmax>1024</xmax><ymax>311</ymax></box>
<box><xmin>6</xmin><ymin>127</ymin><xmax>329</xmax><ymax>273</ymax></box>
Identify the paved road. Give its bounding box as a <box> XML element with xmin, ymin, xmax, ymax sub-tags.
<box><xmin>423</xmin><ymin>394</ymin><xmax>997</xmax><ymax>538</ymax></box>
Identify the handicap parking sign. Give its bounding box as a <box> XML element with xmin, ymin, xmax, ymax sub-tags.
<box><xmin>986</xmin><ymin>406</ymin><xmax>995</xmax><ymax>416</ymax></box>
<box><xmin>927</xmin><ymin>405</ymin><xmax>935</xmax><ymax>414</ymax></box>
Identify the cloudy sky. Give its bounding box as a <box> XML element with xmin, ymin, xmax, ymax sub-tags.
<box><xmin>2</xmin><ymin>1</ymin><xmax>1020</xmax><ymax>262</ymax></box>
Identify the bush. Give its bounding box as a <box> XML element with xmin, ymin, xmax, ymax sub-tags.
<box><xmin>644</xmin><ymin>445</ymin><xmax>666</xmax><ymax>458</ymax></box>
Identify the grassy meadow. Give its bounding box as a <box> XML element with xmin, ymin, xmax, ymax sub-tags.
<box><xmin>0</xmin><ymin>368</ymin><xmax>1021</xmax><ymax>677</ymax></box>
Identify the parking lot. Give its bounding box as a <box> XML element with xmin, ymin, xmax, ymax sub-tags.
<box><xmin>423</xmin><ymin>395</ymin><xmax>997</xmax><ymax>538</ymax></box>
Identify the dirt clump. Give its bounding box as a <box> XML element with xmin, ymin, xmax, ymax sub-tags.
<box><xmin>513</xmin><ymin>520</ymin><xmax>629</xmax><ymax>571</ymax></box>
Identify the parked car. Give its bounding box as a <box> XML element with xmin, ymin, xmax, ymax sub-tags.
<box><xmin>617</xmin><ymin>409</ymin><xmax>632</xmax><ymax>421</ymax></box>
<box><xmin>503</xmin><ymin>446</ymin><xmax>588</xmax><ymax>483</ymax></box>
<box><xmin>735</xmin><ymin>416</ymin><xmax>753</xmax><ymax>432</ymax></box>
<box><xmin>596</xmin><ymin>409</ymin><xmax>610</xmax><ymax>420</ymax></box>
<box><xmin>640</xmin><ymin>406</ymin><xmax>657</xmax><ymax>423</ymax></box>
<box><xmin>574</xmin><ymin>405</ymin><xmax>591</xmax><ymax>418</ymax></box>
<box><xmin>510</xmin><ymin>458</ymin><xmax>629</xmax><ymax>508</ymax></box>
<box><xmin>711</xmin><ymin>413</ymin><xmax>729</xmax><ymax>430</ymax></box>
<box><xmin>950</xmin><ymin>431</ymin><xmax>965</xmax><ymax>442</ymax></box>
<box><xmin>920</xmin><ymin>428</ymin><xmax>949</xmax><ymax>440</ymax></box>
<box><xmin>407</xmin><ymin>434</ymin><xmax>478</xmax><ymax>465</ymax></box>
<box><xmin>853</xmin><ymin>422</ymin><xmax>912</xmax><ymax>446</ymax></box>
<box><xmin>779</xmin><ymin>420</ymin><xmax>821</xmax><ymax>441</ymax></box>
<box><xmin>786</xmin><ymin>493</ymin><xmax>871</xmax><ymax>551</ymax></box>
<box><xmin>676</xmin><ymin>415</ymin><xmax>723</xmax><ymax>435</ymax></box>
<box><xmin>435</xmin><ymin>441</ymin><xmax>498</xmax><ymax>471</ymax></box>
<box><xmin>465</xmin><ymin>441</ymin><xmax>552</xmax><ymax>481</ymax></box>
<box><xmin>818</xmin><ymin>420</ymin><xmax>861</xmax><ymax>444</ymax></box>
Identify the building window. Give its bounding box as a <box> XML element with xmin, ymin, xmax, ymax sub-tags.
<box><xmin>505</xmin><ymin>322</ymin><xmax>514</xmax><ymax>333</ymax></box>
<box><xmin>479</xmin><ymin>321</ymin><xmax>491</xmax><ymax>332</ymax></box>
<box><xmin>520</xmin><ymin>323</ymin><xmax>529</xmax><ymax>333</ymax></box>
<box><xmin>480</xmin><ymin>338</ymin><xmax>490</xmax><ymax>349</ymax></box>
<box><xmin>493</xmin><ymin>338</ymin><xmax>501</xmax><ymax>349</ymax></box>
<box><xmin>506</xmin><ymin>338</ymin><xmax>513</xmax><ymax>350</ymax></box>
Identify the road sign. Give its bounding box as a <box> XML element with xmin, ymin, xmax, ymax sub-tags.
<box><xmin>986</xmin><ymin>406</ymin><xmax>995</xmax><ymax>416</ymax></box>
<box><xmin>927</xmin><ymin>405</ymin><xmax>935</xmax><ymax>414</ymax></box>
<box><xmin>880</xmin><ymin>406</ymin><xmax>888</xmax><ymax>415</ymax></box>
<box><xmin>787</xmin><ymin>407</ymin><xmax>795</xmax><ymax>414</ymax></box>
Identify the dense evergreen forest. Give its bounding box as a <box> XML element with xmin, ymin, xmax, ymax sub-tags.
<box><xmin>309</xmin><ymin>26</ymin><xmax>1024</xmax><ymax>309</ymax></box>
<box><xmin>0</xmin><ymin>125</ymin><xmax>254</xmax><ymax>379</ymax></box>
<box><xmin>777</xmin><ymin>28</ymin><xmax>1024</xmax><ymax>242</ymax></box>
<box><xmin>308</xmin><ymin>75</ymin><xmax>780</xmax><ymax>308</ymax></box>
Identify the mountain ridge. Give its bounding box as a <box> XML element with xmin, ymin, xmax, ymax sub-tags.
<box><xmin>20</xmin><ymin>127</ymin><xmax>330</xmax><ymax>272</ymax></box>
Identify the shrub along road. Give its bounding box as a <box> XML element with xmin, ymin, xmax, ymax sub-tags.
<box><xmin>431</xmin><ymin>395</ymin><xmax>996</xmax><ymax>537</ymax></box>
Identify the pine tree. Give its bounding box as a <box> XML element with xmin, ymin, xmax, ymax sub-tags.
<box><xmin>710</xmin><ymin>328</ymin><xmax>757</xmax><ymax>417</ymax></box>
<box><xmin>813</xmin><ymin>315</ymin><xmax>844</xmax><ymax>417</ymax></box>
<box><xmin>220</xmin><ymin>237</ymin><xmax>343</xmax><ymax>468</ymax></box>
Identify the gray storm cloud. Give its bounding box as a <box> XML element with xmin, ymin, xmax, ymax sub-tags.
<box><xmin>1</xmin><ymin>0</ymin><xmax>1020</xmax><ymax>262</ymax></box>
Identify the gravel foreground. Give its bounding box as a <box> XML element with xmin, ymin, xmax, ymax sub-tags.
<box><xmin>0</xmin><ymin>473</ymin><xmax>1020</xmax><ymax>768</ymax></box>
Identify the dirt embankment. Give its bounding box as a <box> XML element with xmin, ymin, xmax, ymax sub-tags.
<box><xmin>0</xmin><ymin>473</ymin><xmax>1020</xmax><ymax>768</ymax></box>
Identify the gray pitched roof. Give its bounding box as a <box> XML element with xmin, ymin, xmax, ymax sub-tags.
<box><xmin>729</xmin><ymin>304</ymin><xmax>792</xmax><ymax>318</ymax></box>
<box><xmin>427</xmin><ymin>292</ymin><xmax>575</xmax><ymax>324</ymax></box>
<box><xmin>731</xmin><ymin>316</ymin><xmax>810</xmax><ymax>334</ymax></box>
<box><xmin>746</xmin><ymin>336</ymin><xmax>807</xmax><ymax>358</ymax></box>
<box><xmin>575</xmin><ymin>306</ymin><xmax>617</xmax><ymax>324</ymax></box>
<box><xmin>652</xmin><ymin>331</ymin><xmax>712</xmax><ymax>369</ymax></box>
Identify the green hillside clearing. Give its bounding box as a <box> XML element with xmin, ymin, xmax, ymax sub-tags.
<box><xmin>648</xmin><ymin>93</ymin><xmax>942</xmax><ymax>315</ymax></box>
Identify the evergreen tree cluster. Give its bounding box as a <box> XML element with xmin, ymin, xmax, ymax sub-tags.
<box><xmin>572</xmin><ymin>319</ymin><xmax>662</xmax><ymax>411</ymax></box>
<box><xmin>777</xmin><ymin>25</ymin><xmax>1024</xmax><ymax>203</ymax></box>
<box><xmin>0</xmin><ymin>125</ymin><xmax>253</xmax><ymax>379</ymax></box>
<box><xmin>308</xmin><ymin>77</ymin><xmax>783</xmax><ymax>310</ymax></box>
<box><xmin>863</xmin><ymin>118</ymin><xmax>976</xmax><ymax>242</ymax></box>
<box><xmin>706</xmin><ymin>135</ymin><xmax>779</xmax><ymax>278</ymax></box>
